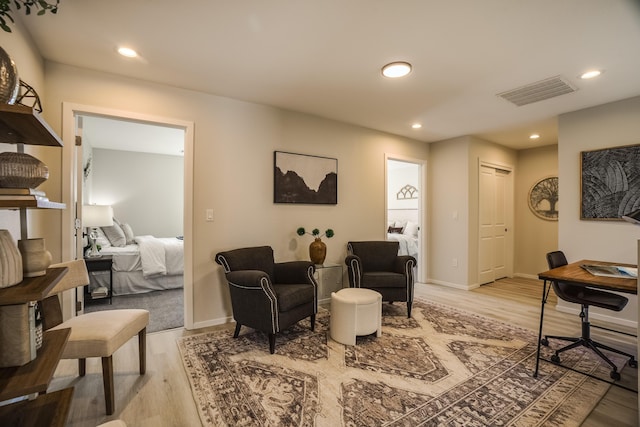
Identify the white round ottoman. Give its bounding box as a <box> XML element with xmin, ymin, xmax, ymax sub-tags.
<box><xmin>330</xmin><ymin>288</ymin><xmax>382</xmax><ymax>345</ymax></box>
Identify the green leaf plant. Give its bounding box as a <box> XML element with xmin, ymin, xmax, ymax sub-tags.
<box><xmin>1</xmin><ymin>0</ymin><xmax>60</xmax><ymax>33</ymax></box>
<box><xmin>296</xmin><ymin>227</ymin><xmax>335</xmax><ymax>239</ymax></box>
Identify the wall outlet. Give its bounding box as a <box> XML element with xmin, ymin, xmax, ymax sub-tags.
<box><xmin>451</xmin><ymin>258</ymin><xmax>458</xmax><ymax>267</ymax></box>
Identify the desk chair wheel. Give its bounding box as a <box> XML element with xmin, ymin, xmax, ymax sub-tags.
<box><xmin>610</xmin><ymin>370</ymin><xmax>621</xmax><ymax>381</ymax></box>
<box><xmin>629</xmin><ymin>358</ymin><xmax>638</xmax><ymax>368</ymax></box>
<box><xmin>540</xmin><ymin>338</ymin><xmax>549</xmax><ymax>346</ymax></box>
<box><xmin>550</xmin><ymin>354</ymin><xmax>561</xmax><ymax>364</ymax></box>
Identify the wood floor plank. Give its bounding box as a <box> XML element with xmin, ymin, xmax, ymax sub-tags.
<box><xmin>48</xmin><ymin>277</ymin><xmax>638</xmax><ymax>426</ymax></box>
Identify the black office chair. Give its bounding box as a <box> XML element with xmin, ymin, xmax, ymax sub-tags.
<box><xmin>541</xmin><ymin>251</ymin><xmax>637</xmax><ymax>380</ymax></box>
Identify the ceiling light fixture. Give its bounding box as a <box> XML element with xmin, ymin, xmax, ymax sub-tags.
<box><xmin>117</xmin><ymin>47</ymin><xmax>138</xmax><ymax>58</ymax></box>
<box><xmin>529</xmin><ymin>133</ymin><xmax>540</xmax><ymax>140</ymax></box>
<box><xmin>411</xmin><ymin>123</ymin><xmax>422</xmax><ymax>129</ymax></box>
<box><xmin>382</xmin><ymin>62</ymin><xmax>412</xmax><ymax>78</ymax></box>
<box><xmin>580</xmin><ymin>69</ymin><xmax>602</xmax><ymax>79</ymax></box>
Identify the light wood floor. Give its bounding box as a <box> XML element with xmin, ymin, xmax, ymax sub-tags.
<box><xmin>49</xmin><ymin>277</ymin><xmax>638</xmax><ymax>426</ymax></box>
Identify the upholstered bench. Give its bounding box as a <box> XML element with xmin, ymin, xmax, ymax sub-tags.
<box><xmin>330</xmin><ymin>288</ymin><xmax>382</xmax><ymax>345</ymax></box>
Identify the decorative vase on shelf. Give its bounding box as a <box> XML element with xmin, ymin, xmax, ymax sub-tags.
<box><xmin>18</xmin><ymin>238</ymin><xmax>52</xmax><ymax>278</ymax></box>
<box><xmin>0</xmin><ymin>46</ymin><xmax>20</xmax><ymax>105</ymax></box>
<box><xmin>0</xmin><ymin>152</ymin><xmax>49</xmax><ymax>189</ymax></box>
<box><xmin>309</xmin><ymin>238</ymin><xmax>327</xmax><ymax>265</ymax></box>
<box><xmin>0</xmin><ymin>229</ymin><xmax>23</xmax><ymax>288</ymax></box>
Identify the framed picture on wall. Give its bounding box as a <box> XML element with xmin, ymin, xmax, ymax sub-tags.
<box><xmin>528</xmin><ymin>176</ymin><xmax>558</xmax><ymax>221</ymax></box>
<box><xmin>274</xmin><ymin>151</ymin><xmax>338</xmax><ymax>204</ymax></box>
<box><xmin>581</xmin><ymin>144</ymin><xmax>640</xmax><ymax>220</ymax></box>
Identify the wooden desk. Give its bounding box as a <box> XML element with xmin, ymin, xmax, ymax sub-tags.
<box><xmin>534</xmin><ymin>259</ymin><xmax>637</xmax><ymax>379</ymax></box>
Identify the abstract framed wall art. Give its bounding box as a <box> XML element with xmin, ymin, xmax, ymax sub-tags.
<box><xmin>274</xmin><ymin>151</ymin><xmax>338</xmax><ymax>204</ymax></box>
<box><xmin>581</xmin><ymin>144</ymin><xmax>640</xmax><ymax>220</ymax></box>
<box><xmin>529</xmin><ymin>176</ymin><xmax>558</xmax><ymax>221</ymax></box>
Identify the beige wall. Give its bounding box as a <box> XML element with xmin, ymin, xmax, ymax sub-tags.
<box><xmin>558</xmin><ymin>96</ymin><xmax>640</xmax><ymax>326</ymax></box>
<box><xmin>428</xmin><ymin>135</ymin><xmax>516</xmax><ymax>289</ymax></box>
<box><xmin>40</xmin><ymin>62</ymin><xmax>430</xmax><ymax>327</ymax></box>
<box><xmin>514</xmin><ymin>145</ymin><xmax>559</xmax><ymax>277</ymax></box>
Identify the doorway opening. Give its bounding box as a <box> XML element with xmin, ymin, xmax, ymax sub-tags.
<box><xmin>61</xmin><ymin>103</ymin><xmax>194</xmax><ymax>330</ymax></box>
<box><xmin>385</xmin><ymin>156</ymin><xmax>426</xmax><ymax>282</ymax></box>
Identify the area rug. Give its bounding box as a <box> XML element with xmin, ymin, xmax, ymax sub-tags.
<box><xmin>177</xmin><ymin>298</ymin><xmax>625</xmax><ymax>426</ymax></box>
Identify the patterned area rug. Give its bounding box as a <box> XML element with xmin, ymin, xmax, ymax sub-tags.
<box><xmin>177</xmin><ymin>298</ymin><xmax>625</xmax><ymax>426</ymax></box>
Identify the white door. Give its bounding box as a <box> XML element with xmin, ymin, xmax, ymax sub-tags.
<box><xmin>478</xmin><ymin>164</ymin><xmax>510</xmax><ymax>284</ymax></box>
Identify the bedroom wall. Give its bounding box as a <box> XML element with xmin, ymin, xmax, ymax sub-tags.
<box><xmin>41</xmin><ymin>62</ymin><xmax>430</xmax><ymax>328</ymax></box>
<box><xmin>90</xmin><ymin>148</ymin><xmax>183</xmax><ymax>238</ymax></box>
<box><xmin>514</xmin><ymin>144</ymin><xmax>558</xmax><ymax>278</ymax></box>
<box><xmin>558</xmin><ymin>95</ymin><xmax>640</xmax><ymax>326</ymax></box>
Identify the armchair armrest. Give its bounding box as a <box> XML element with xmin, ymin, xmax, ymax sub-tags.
<box><xmin>394</xmin><ymin>256</ymin><xmax>417</xmax><ymax>274</ymax></box>
<box><xmin>274</xmin><ymin>261</ymin><xmax>316</xmax><ymax>284</ymax></box>
<box><xmin>345</xmin><ymin>254</ymin><xmax>363</xmax><ymax>287</ymax></box>
<box><xmin>226</xmin><ymin>270</ymin><xmax>272</xmax><ymax>288</ymax></box>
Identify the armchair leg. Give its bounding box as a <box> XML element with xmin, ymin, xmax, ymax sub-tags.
<box><xmin>311</xmin><ymin>314</ymin><xmax>316</xmax><ymax>331</ymax></box>
<box><xmin>78</xmin><ymin>358</ymin><xmax>86</xmax><ymax>377</ymax></box>
<box><xmin>101</xmin><ymin>355</ymin><xmax>115</xmax><ymax>415</ymax></box>
<box><xmin>268</xmin><ymin>333</ymin><xmax>276</xmax><ymax>354</ymax></box>
<box><xmin>407</xmin><ymin>301</ymin><xmax>412</xmax><ymax>318</ymax></box>
<box><xmin>138</xmin><ymin>327</ymin><xmax>147</xmax><ymax>375</ymax></box>
<box><xmin>233</xmin><ymin>322</ymin><xmax>242</xmax><ymax>338</ymax></box>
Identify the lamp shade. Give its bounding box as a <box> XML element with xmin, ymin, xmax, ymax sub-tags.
<box><xmin>622</xmin><ymin>208</ymin><xmax>640</xmax><ymax>225</ymax></box>
<box><xmin>82</xmin><ymin>205</ymin><xmax>114</xmax><ymax>228</ymax></box>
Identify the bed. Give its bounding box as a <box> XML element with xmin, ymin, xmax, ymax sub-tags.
<box><xmin>88</xmin><ymin>225</ymin><xmax>184</xmax><ymax>296</ymax></box>
<box><xmin>387</xmin><ymin>209</ymin><xmax>419</xmax><ymax>260</ymax></box>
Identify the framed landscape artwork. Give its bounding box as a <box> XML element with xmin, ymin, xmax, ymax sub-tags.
<box><xmin>274</xmin><ymin>151</ymin><xmax>338</xmax><ymax>204</ymax></box>
<box><xmin>581</xmin><ymin>144</ymin><xmax>640</xmax><ymax>220</ymax></box>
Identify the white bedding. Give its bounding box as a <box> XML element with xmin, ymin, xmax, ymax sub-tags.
<box><xmin>387</xmin><ymin>232</ymin><xmax>419</xmax><ymax>258</ymax></box>
<box><xmin>89</xmin><ymin>235</ymin><xmax>184</xmax><ymax>295</ymax></box>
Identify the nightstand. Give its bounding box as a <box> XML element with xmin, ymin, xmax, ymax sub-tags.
<box><xmin>83</xmin><ymin>255</ymin><xmax>113</xmax><ymax>305</ymax></box>
<box><xmin>313</xmin><ymin>264</ymin><xmax>343</xmax><ymax>304</ymax></box>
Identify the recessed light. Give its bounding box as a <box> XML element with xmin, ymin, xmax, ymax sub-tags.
<box><xmin>411</xmin><ymin>123</ymin><xmax>422</xmax><ymax>129</ymax></box>
<box><xmin>529</xmin><ymin>133</ymin><xmax>540</xmax><ymax>140</ymax></box>
<box><xmin>382</xmin><ymin>62</ymin><xmax>412</xmax><ymax>78</ymax></box>
<box><xmin>117</xmin><ymin>47</ymin><xmax>138</xmax><ymax>58</ymax></box>
<box><xmin>580</xmin><ymin>69</ymin><xmax>602</xmax><ymax>79</ymax></box>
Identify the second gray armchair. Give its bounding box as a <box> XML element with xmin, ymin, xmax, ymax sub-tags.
<box><xmin>345</xmin><ymin>241</ymin><xmax>416</xmax><ymax>317</ymax></box>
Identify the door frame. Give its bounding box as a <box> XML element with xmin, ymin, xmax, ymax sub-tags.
<box><xmin>61</xmin><ymin>103</ymin><xmax>195</xmax><ymax>328</ymax></box>
<box><xmin>477</xmin><ymin>159</ymin><xmax>514</xmax><ymax>284</ymax></box>
<box><xmin>384</xmin><ymin>153</ymin><xmax>427</xmax><ymax>283</ymax></box>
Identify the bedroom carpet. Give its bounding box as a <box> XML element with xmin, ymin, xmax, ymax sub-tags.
<box><xmin>177</xmin><ymin>297</ymin><xmax>628</xmax><ymax>427</ymax></box>
<box><xmin>84</xmin><ymin>288</ymin><xmax>183</xmax><ymax>333</ymax></box>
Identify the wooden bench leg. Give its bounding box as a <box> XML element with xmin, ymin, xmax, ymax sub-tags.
<box><xmin>138</xmin><ymin>327</ymin><xmax>146</xmax><ymax>375</ymax></box>
<box><xmin>78</xmin><ymin>358</ymin><xmax>86</xmax><ymax>376</ymax></box>
<box><xmin>101</xmin><ymin>356</ymin><xmax>115</xmax><ymax>415</ymax></box>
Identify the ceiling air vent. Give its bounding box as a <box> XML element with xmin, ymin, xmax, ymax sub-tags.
<box><xmin>497</xmin><ymin>75</ymin><xmax>577</xmax><ymax>107</ymax></box>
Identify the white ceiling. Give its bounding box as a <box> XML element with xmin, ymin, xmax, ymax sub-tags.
<box><xmin>18</xmin><ymin>0</ymin><xmax>640</xmax><ymax>151</ymax></box>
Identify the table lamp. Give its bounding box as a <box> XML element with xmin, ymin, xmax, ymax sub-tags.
<box><xmin>82</xmin><ymin>204</ymin><xmax>113</xmax><ymax>257</ymax></box>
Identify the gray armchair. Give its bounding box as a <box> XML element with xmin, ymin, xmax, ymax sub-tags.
<box><xmin>345</xmin><ymin>241</ymin><xmax>416</xmax><ymax>317</ymax></box>
<box><xmin>215</xmin><ymin>246</ymin><xmax>318</xmax><ymax>354</ymax></box>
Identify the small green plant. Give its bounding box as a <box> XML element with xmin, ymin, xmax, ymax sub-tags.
<box><xmin>1</xmin><ymin>0</ymin><xmax>60</xmax><ymax>33</ymax></box>
<box><xmin>296</xmin><ymin>227</ymin><xmax>334</xmax><ymax>239</ymax></box>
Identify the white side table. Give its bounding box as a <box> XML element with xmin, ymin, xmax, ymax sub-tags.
<box><xmin>313</xmin><ymin>264</ymin><xmax>343</xmax><ymax>304</ymax></box>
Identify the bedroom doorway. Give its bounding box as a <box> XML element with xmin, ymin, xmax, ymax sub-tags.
<box><xmin>61</xmin><ymin>103</ymin><xmax>194</xmax><ymax>330</ymax></box>
<box><xmin>385</xmin><ymin>156</ymin><xmax>426</xmax><ymax>282</ymax></box>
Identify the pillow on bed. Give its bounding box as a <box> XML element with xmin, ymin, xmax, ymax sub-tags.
<box><xmin>101</xmin><ymin>221</ymin><xmax>126</xmax><ymax>247</ymax></box>
<box><xmin>387</xmin><ymin>226</ymin><xmax>404</xmax><ymax>234</ymax></box>
<box><xmin>403</xmin><ymin>221</ymin><xmax>419</xmax><ymax>237</ymax></box>
<box><xmin>121</xmin><ymin>223</ymin><xmax>135</xmax><ymax>245</ymax></box>
<box><xmin>94</xmin><ymin>227</ymin><xmax>111</xmax><ymax>249</ymax></box>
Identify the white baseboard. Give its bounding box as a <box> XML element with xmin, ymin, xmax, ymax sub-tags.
<box><xmin>554</xmin><ymin>305</ymin><xmax>638</xmax><ymax>329</ymax></box>
<box><xmin>513</xmin><ymin>272</ymin><xmax>539</xmax><ymax>280</ymax></box>
<box><xmin>189</xmin><ymin>315</ymin><xmax>233</xmax><ymax>331</ymax></box>
<box><xmin>426</xmin><ymin>279</ymin><xmax>480</xmax><ymax>290</ymax></box>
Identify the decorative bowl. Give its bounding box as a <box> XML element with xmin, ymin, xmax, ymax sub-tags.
<box><xmin>0</xmin><ymin>152</ymin><xmax>49</xmax><ymax>188</ymax></box>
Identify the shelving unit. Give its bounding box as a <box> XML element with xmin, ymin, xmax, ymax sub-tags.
<box><xmin>0</xmin><ymin>104</ymin><xmax>72</xmax><ymax>426</ymax></box>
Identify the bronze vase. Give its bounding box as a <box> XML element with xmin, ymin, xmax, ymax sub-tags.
<box><xmin>309</xmin><ymin>238</ymin><xmax>327</xmax><ymax>265</ymax></box>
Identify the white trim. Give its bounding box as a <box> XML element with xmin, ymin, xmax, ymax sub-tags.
<box><xmin>61</xmin><ymin>103</ymin><xmax>195</xmax><ymax>329</ymax></box>
<box><xmin>426</xmin><ymin>279</ymin><xmax>481</xmax><ymax>291</ymax></box>
<box><xmin>554</xmin><ymin>304</ymin><xmax>638</xmax><ymax>329</ymax></box>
